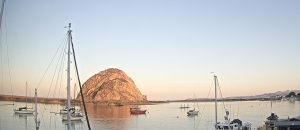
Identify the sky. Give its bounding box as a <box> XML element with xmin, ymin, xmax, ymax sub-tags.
<box><xmin>0</xmin><ymin>0</ymin><xmax>300</xmax><ymax>100</ymax></box>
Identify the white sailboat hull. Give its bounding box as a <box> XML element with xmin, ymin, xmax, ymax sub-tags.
<box><xmin>14</xmin><ymin>109</ymin><xmax>34</xmax><ymax>114</ymax></box>
<box><xmin>187</xmin><ymin>110</ymin><xmax>199</xmax><ymax>115</ymax></box>
<box><xmin>60</xmin><ymin>110</ymin><xmax>68</xmax><ymax>114</ymax></box>
<box><xmin>62</xmin><ymin>115</ymin><xmax>83</xmax><ymax>121</ymax></box>
<box><xmin>60</xmin><ymin>107</ymin><xmax>81</xmax><ymax>114</ymax></box>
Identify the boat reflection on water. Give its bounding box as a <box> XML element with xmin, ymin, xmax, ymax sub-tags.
<box><xmin>84</xmin><ymin>103</ymin><xmax>131</xmax><ymax>119</ymax></box>
<box><xmin>83</xmin><ymin>103</ymin><xmax>134</xmax><ymax>129</ymax></box>
<box><xmin>14</xmin><ymin>113</ymin><xmax>34</xmax><ymax>118</ymax></box>
<box><xmin>62</xmin><ymin>120</ymin><xmax>84</xmax><ymax>130</ymax></box>
<box><xmin>13</xmin><ymin>113</ymin><xmax>33</xmax><ymax>130</ymax></box>
<box><xmin>187</xmin><ymin>114</ymin><xmax>197</xmax><ymax>130</ymax></box>
<box><xmin>130</xmin><ymin>107</ymin><xmax>147</xmax><ymax>115</ymax></box>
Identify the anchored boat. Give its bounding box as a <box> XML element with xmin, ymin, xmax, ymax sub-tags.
<box><xmin>213</xmin><ymin>74</ymin><xmax>251</xmax><ymax>130</ymax></box>
<box><xmin>14</xmin><ymin>82</ymin><xmax>34</xmax><ymax>114</ymax></box>
<box><xmin>130</xmin><ymin>107</ymin><xmax>147</xmax><ymax>114</ymax></box>
<box><xmin>60</xmin><ymin>23</ymin><xmax>83</xmax><ymax>122</ymax></box>
<box><xmin>187</xmin><ymin>94</ymin><xmax>199</xmax><ymax>116</ymax></box>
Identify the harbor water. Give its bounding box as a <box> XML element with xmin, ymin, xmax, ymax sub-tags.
<box><xmin>0</xmin><ymin>100</ymin><xmax>299</xmax><ymax>130</ymax></box>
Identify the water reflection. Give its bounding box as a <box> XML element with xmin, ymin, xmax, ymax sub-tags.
<box><xmin>14</xmin><ymin>113</ymin><xmax>33</xmax><ymax>130</ymax></box>
<box><xmin>85</xmin><ymin>103</ymin><xmax>130</xmax><ymax>118</ymax></box>
<box><xmin>187</xmin><ymin>114</ymin><xmax>197</xmax><ymax>130</ymax></box>
<box><xmin>84</xmin><ymin>103</ymin><xmax>133</xmax><ymax>129</ymax></box>
<box><xmin>14</xmin><ymin>113</ymin><xmax>33</xmax><ymax>118</ymax></box>
<box><xmin>62</xmin><ymin>120</ymin><xmax>83</xmax><ymax>130</ymax></box>
<box><xmin>1</xmin><ymin>101</ymin><xmax>299</xmax><ymax>130</ymax></box>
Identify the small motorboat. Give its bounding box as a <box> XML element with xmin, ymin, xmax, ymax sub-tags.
<box><xmin>130</xmin><ymin>107</ymin><xmax>146</xmax><ymax>114</ymax></box>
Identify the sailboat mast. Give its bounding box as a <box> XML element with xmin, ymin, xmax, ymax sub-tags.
<box><xmin>35</xmin><ymin>88</ymin><xmax>39</xmax><ymax>130</ymax></box>
<box><xmin>0</xmin><ymin>0</ymin><xmax>5</xmax><ymax>31</ymax></box>
<box><xmin>193</xmin><ymin>93</ymin><xmax>195</xmax><ymax>110</ymax></box>
<box><xmin>67</xmin><ymin>23</ymin><xmax>72</xmax><ymax>129</ymax></box>
<box><xmin>214</xmin><ymin>75</ymin><xmax>217</xmax><ymax>130</ymax></box>
<box><xmin>74</xmin><ymin>83</ymin><xmax>75</xmax><ymax>106</ymax></box>
<box><xmin>26</xmin><ymin>81</ymin><xmax>27</xmax><ymax>108</ymax></box>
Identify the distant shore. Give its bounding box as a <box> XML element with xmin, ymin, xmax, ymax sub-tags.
<box><xmin>0</xmin><ymin>94</ymin><xmax>153</xmax><ymax>105</ymax></box>
<box><xmin>0</xmin><ymin>94</ymin><xmax>68</xmax><ymax>104</ymax></box>
<box><xmin>1</xmin><ymin>94</ymin><xmax>296</xmax><ymax>106</ymax></box>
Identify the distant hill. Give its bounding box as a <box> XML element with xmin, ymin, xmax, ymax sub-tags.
<box><xmin>184</xmin><ymin>90</ymin><xmax>300</xmax><ymax>101</ymax></box>
<box><xmin>0</xmin><ymin>94</ymin><xmax>68</xmax><ymax>104</ymax></box>
<box><xmin>227</xmin><ymin>90</ymin><xmax>300</xmax><ymax>100</ymax></box>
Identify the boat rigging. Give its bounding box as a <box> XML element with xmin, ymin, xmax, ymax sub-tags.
<box><xmin>63</xmin><ymin>23</ymin><xmax>91</xmax><ymax>130</ymax></box>
<box><xmin>213</xmin><ymin>74</ymin><xmax>251</xmax><ymax>130</ymax></box>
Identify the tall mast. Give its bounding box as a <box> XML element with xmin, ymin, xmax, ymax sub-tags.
<box><xmin>74</xmin><ymin>83</ymin><xmax>76</xmax><ymax>106</ymax></box>
<box><xmin>214</xmin><ymin>75</ymin><xmax>217</xmax><ymax>130</ymax></box>
<box><xmin>0</xmin><ymin>0</ymin><xmax>5</xmax><ymax>31</ymax></box>
<box><xmin>26</xmin><ymin>81</ymin><xmax>28</xmax><ymax>108</ymax></box>
<box><xmin>35</xmin><ymin>88</ymin><xmax>39</xmax><ymax>130</ymax></box>
<box><xmin>67</xmin><ymin>23</ymin><xmax>71</xmax><ymax>129</ymax></box>
<box><xmin>193</xmin><ymin>93</ymin><xmax>195</xmax><ymax>110</ymax></box>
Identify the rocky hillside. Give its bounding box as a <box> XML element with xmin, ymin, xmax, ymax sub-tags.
<box><xmin>229</xmin><ymin>90</ymin><xmax>300</xmax><ymax>99</ymax></box>
<box><xmin>77</xmin><ymin>68</ymin><xmax>147</xmax><ymax>103</ymax></box>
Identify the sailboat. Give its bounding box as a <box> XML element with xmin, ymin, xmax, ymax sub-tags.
<box><xmin>187</xmin><ymin>94</ymin><xmax>199</xmax><ymax>116</ymax></box>
<box><xmin>14</xmin><ymin>82</ymin><xmax>34</xmax><ymax>114</ymax></box>
<box><xmin>61</xmin><ymin>23</ymin><xmax>83</xmax><ymax>122</ymax></box>
<box><xmin>187</xmin><ymin>108</ymin><xmax>199</xmax><ymax>116</ymax></box>
<box><xmin>213</xmin><ymin>74</ymin><xmax>251</xmax><ymax>130</ymax></box>
<box><xmin>60</xmin><ymin>84</ymin><xmax>78</xmax><ymax>114</ymax></box>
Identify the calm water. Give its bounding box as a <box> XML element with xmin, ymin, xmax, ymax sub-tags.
<box><xmin>0</xmin><ymin>100</ymin><xmax>299</xmax><ymax>130</ymax></box>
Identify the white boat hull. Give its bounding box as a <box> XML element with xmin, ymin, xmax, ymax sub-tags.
<box><xmin>14</xmin><ymin>109</ymin><xmax>34</xmax><ymax>114</ymax></box>
<box><xmin>60</xmin><ymin>110</ymin><xmax>68</xmax><ymax>114</ymax></box>
<box><xmin>62</xmin><ymin>115</ymin><xmax>83</xmax><ymax>121</ymax></box>
<box><xmin>60</xmin><ymin>108</ymin><xmax>81</xmax><ymax>114</ymax></box>
<box><xmin>187</xmin><ymin>110</ymin><xmax>199</xmax><ymax>115</ymax></box>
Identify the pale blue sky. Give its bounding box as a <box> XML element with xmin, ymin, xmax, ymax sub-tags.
<box><xmin>1</xmin><ymin>0</ymin><xmax>300</xmax><ymax>100</ymax></box>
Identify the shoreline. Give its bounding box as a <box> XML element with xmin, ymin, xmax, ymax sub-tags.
<box><xmin>0</xmin><ymin>94</ymin><xmax>154</xmax><ymax>105</ymax></box>
<box><xmin>0</xmin><ymin>94</ymin><xmax>297</xmax><ymax>105</ymax></box>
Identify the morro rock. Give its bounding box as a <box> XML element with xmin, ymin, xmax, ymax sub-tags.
<box><xmin>77</xmin><ymin>68</ymin><xmax>147</xmax><ymax>103</ymax></box>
